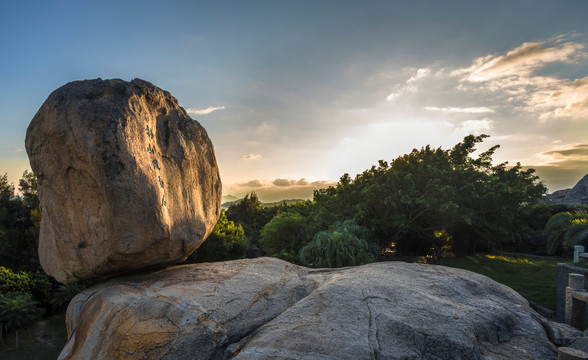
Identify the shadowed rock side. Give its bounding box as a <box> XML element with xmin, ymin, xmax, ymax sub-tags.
<box><xmin>564</xmin><ymin>174</ymin><xmax>588</xmax><ymax>204</ymax></box>
<box><xmin>25</xmin><ymin>78</ymin><xmax>221</xmax><ymax>283</ymax></box>
<box><xmin>58</xmin><ymin>258</ymin><xmax>578</xmax><ymax>360</ymax></box>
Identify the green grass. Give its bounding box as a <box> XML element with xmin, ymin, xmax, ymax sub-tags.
<box><xmin>442</xmin><ymin>254</ymin><xmax>566</xmax><ymax>311</ymax></box>
<box><xmin>0</xmin><ymin>311</ymin><xmax>67</xmax><ymax>360</ymax></box>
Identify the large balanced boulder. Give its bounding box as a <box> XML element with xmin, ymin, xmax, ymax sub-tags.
<box><xmin>58</xmin><ymin>258</ymin><xmax>578</xmax><ymax>359</ymax></box>
<box><xmin>25</xmin><ymin>79</ymin><xmax>221</xmax><ymax>283</ymax></box>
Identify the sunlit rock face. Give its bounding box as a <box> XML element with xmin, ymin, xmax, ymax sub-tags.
<box><xmin>25</xmin><ymin>78</ymin><xmax>221</xmax><ymax>283</ymax></box>
<box><xmin>58</xmin><ymin>258</ymin><xmax>577</xmax><ymax>360</ymax></box>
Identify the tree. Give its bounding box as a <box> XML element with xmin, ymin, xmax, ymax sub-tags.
<box><xmin>186</xmin><ymin>210</ymin><xmax>247</xmax><ymax>263</ymax></box>
<box><xmin>226</xmin><ymin>193</ymin><xmax>275</xmax><ymax>250</ymax></box>
<box><xmin>0</xmin><ymin>172</ymin><xmax>41</xmax><ymax>270</ymax></box>
<box><xmin>0</xmin><ymin>293</ymin><xmax>43</xmax><ymax>351</ymax></box>
<box><xmin>311</xmin><ymin>135</ymin><xmax>547</xmax><ymax>256</ymax></box>
<box><xmin>259</xmin><ymin>212</ymin><xmax>308</xmax><ymax>257</ymax></box>
<box><xmin>545</xmin><ymin>211</ymin><xmax>588</xmax><ymax>255</ymax></box>
<box><xmin>299</xmin><ymin>220</ymin><xmax>376</xmax><ymax>268</ymax></box>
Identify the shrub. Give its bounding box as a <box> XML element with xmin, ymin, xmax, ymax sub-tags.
<box><xmin>300</xmin><ymin>222</ymin><xmax>376</xmax><ymax>268</ymax></box>
<box><xmin>259</xmin><ymin>212</ymin><xmax>307</xmax><ymax>256</ymax></box>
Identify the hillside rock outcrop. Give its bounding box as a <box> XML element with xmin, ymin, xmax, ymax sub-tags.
<box><xmin>564</xmin><ymin>174</ymin><xmax>588</xmax><ymax>204</ymax></box>
<box><xmin>25</xmin><ymin>78</ymin><xmax>221</xmax><ymax>283</ymax></box>
<box><xmin>58</xmin><ymin>258</ymin><xmax>578</xmax><ymax>360</ymax></box>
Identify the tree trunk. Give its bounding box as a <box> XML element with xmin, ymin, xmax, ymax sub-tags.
<box><xmin>0</xmin><ymin>322</ymin><xmax>3</xmax><ymax>347</ymax></box>
<box><xmin>15</xmin><ymin>329</ymin><xmax>18</xmax><ymax>352</ymax></box>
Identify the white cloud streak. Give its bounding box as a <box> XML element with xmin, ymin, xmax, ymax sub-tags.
<box><xmin>243</xmin><ymin>154</ymin><xmax>262</xmax><ymax>160</ymax></box>
<box><xmin>386</xmin><ymin>68</ymin><xmax>430</xmax><ymax>101</ymax></box>
<box><xmin>186</xmin><ymin>106</ymin><xmax>226</xmax><ymax>116</ymax></box>
<box><xmin>424</xmin><ymin>106</ymin><xmax>494</xmax><ymax>114</ymax></box>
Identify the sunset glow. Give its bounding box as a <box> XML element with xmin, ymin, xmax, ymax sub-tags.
<box><xmin>1</xmin><ymin>1</ymin><xmax>587</xmax><ymax>201</ymax></box>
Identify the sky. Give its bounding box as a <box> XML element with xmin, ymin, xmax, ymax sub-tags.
<box><xmin>1</xmin><ymin>1</ymin><xmax>588</xmax><ymax>202</ymax></box>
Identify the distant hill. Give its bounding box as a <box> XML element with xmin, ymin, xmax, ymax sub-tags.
<box><xmin>544</xmin><ymin>173</ymin><xmax>588</xmax><ymax>204</ymax></box>
<box><xmin>221</xmin><ymin>198</ymin><xmax>307</xmax><ymax>209</ymax></box>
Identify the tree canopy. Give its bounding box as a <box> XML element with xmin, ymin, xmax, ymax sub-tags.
<box><xmin>312</xmin><ymin>135</ymin><xmax>547</xmax><ymax>255</ymax></box>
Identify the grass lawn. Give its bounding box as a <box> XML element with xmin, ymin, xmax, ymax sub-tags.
<box><xmin>442</xmin><ymin>254</ymin><xmax>572</xmax><ymax>311</ymax></box>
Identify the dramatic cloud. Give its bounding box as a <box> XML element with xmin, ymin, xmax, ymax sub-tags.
<box><xmin>186</xmin><ymin>106</ymin><xmax>226</xmax><ymax>116</ymax></box>
<box><xmin>243</xmin><ymin>154</ymin><xmax>262</xmax><ymax>160</ymax></box>
<box><xmin>528</xmin><ymin>76</ymin><xmax>588</xmax><ymax>121</ymax></box>
<box><xmin>539</xmin><ymin>144</ymin><xmax>588</xmax><ymax>163</ymax></box>
<box><xmin>453</xmin><ymin>40</ymin><xmax>584</xmax><ymax>82</ymax></box>
<box><xmin>424</xmin><ymin>106</ymin><xmax>494</xmax><ymax>114</ymax></box>
<box><xmin>452</xmin><ymin>38</ymin><xmax>588</xmax><ymax>120</ymax></box>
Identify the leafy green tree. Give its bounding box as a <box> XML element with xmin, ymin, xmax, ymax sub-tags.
<box><xmin>311</xmin><ymin>135</ymin><xmax>547</xmax><ymax>256</ymax></box>
<box><xmin>259</xmin><ymin>212</ymin><xmax>308</xmax><ymax>257</ymax></box>
<box><xmin>0</xmin><ymin>172</ymin><xmax>41</xmax><ymax>270</ymax></box>
<box><xmin>299</xmin><ymin>221</ymin><xmax>376</xmax><ymax>268</ymax></box>
<box><xmin>226</xmin><ymin>193</ymin><xmax>276</xmax><ymax>250</ymax></box>
<box><xmin>187</xmin><ymin>210</ymin><xmax>247</xmax><ymax>263</ymax></box>
<box><xmin>545</xmin><ymin>211</ymin><xmax>588</xmax><ymax>255</ymax></box>
<box><xmin>0</xmin><ymin>293</ymin><xmax>43</xmax><ymax>351</ymax></box>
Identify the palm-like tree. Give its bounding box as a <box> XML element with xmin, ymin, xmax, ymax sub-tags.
<box><xmin>545</xmin><ymin>211</ymin><xmax>588</xmax><ymax>255</ymax></box>
<box><xmin>0</xmin><ymin>293</ymin><xmax>44</xmax><ymax>351</ymax></box>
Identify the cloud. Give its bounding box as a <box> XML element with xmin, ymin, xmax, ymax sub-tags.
<box><xmin>540</xmin><ymin>144</ymin><xmax>588</xmax><ymax>163</ymax></box>
<box><xmin>223</xmin><ymin>178</ymin><xmax>338</xmax><ymax>202</ymax></box>
<box><xmin>453</xmin><ymin>40</ymin><xmax>584</xmax><ymax>82</ymax></box>
<box><xmin>386</xmin><ymin>68</ymin><xmax>430</xmax><ymax>101</ymax></box>
<box><xmin>11</xmin><ymin>148</ymin><xmax>25</xmax><ymax>152</ymax></box>
<box><xmin>529</xmin><ymin>75</ymin><xmax>588</xmax><ymax>121</ymax></box>
<box><xmin>240</xmin><ymin>179</ymin><xmax>263</xmax><ymax>188</ymax></box>
<box><xmin>453</xmin><ymin>119</ymin><xmax>494</xmax><ymax>135</ymax></box>
<box><xmin>272</xmin><ymin>178</ymin><xmax>312</xmax><ymax>187</ymax></box>
<box><xmin>424</xmin><ymin>106</ymin><xmax>494</xmax><ymax>114</ymax></box>
<box><xmin>272</xmin><ymin>179</ymin><xmax>292</xmax><ymax>187</ymax></box>
<box><xmin>243</xmin><ymin>154</ymin><xmax>262</xmax><ymax>160</ymax></box>
<box><xmin>186</xmin><ymin>106</ymin><xmax>226</xmax><ymax>116</ymax></box>
<box><xmin>452</xmin><ymin>37</ymin><xmax>588</xmax><ymax>120</ymax></box>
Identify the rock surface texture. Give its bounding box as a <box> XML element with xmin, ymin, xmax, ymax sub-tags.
<box><xmin>25</xmin><ymin>79</ymin><xmax>221</xmax><ymax>283</ymax></box>
<box><xmin>564</xmin><ymin>174</ymin><xmax>588</xmax><ymax>204</ymax></box>
<box><xmin>59</xmin><ymin>258</ymin><xmax>579</xmax><ymax>360</ymax></box>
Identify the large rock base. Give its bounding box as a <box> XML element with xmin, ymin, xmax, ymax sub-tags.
<box><xmin>60</xmin><ymin>258</ymin><xmax>578</xmax><ymax>359</ymax></box>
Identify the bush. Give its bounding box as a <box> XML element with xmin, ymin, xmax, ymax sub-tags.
<box><xmin>0</xmin><ymin>267</ymin><xmax>53</xmax><ymax>306</ymax></box>
<box><xmin>300</xmin><ymin>222</ymin><xmax>376</xmax><ymax>268</ymax></box>
<box><xmin>545</xmin><ymin>211</ymin><xmax>588</xmax><ymax>255</ymax></box>
<box><xmin>187</xmin><ymin>210</ymin><xmax>247</xmax><ymax>263</ymax></box>
<box><xmin>259</xmin><ymin>212</ymin><xmax>308</xmax><ymax>256</ymax></box>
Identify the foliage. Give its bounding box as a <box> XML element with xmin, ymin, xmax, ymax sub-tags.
<box><xmin>259</xmin><ymin>212</ymin><xmax>308</xmax><ymax>256</ymax></box>
<box><xmin>0</xmin><ymin>293</ymin><xmax>44</xmax><ymax>332</ymax></box>
<box><xmin>0</xmin><ymin>293</ymin><xmax>44</xmax><ymax>351</ymax></box>
<box><xmin>48</xmin><ymin>283</ymin><xmax>88</xmax><ymax>312</ymax></box>
<box><xmin>273</xmin><ymin>249</ymin><xmax>301</xmax><ymax>265</ymax></box>
<box><xmin>0</xmin><ymin>172</ymin><xmax>41</xmax><ymax>270</ymax></box>
<box><xmin>0</xmin><ymin>267</ymin><xmax>52</xmax><ymax>305</ymax></box>
<box><xmin>226</xmin><ymin>193</ymin><xmax>277</xmax><ymax>249</ymax></box>
<box><xmin>299</xmin><ymin>220</ymin><xmax>376</xmax><ymax>268</ymax></box>
<box><xmin>187</xmin><ymin>210</ymin><xmax>247</xmax><ymax>263</ymax></box>
<box><xmin>311</xmin><ymin>135</ymin><xmax>547</xmax><ymax>256</ymax></box>
<box><xmin>545</xmin><ymin>211</ymin><xmax>588</xmax><ymax>255</ymax></box>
